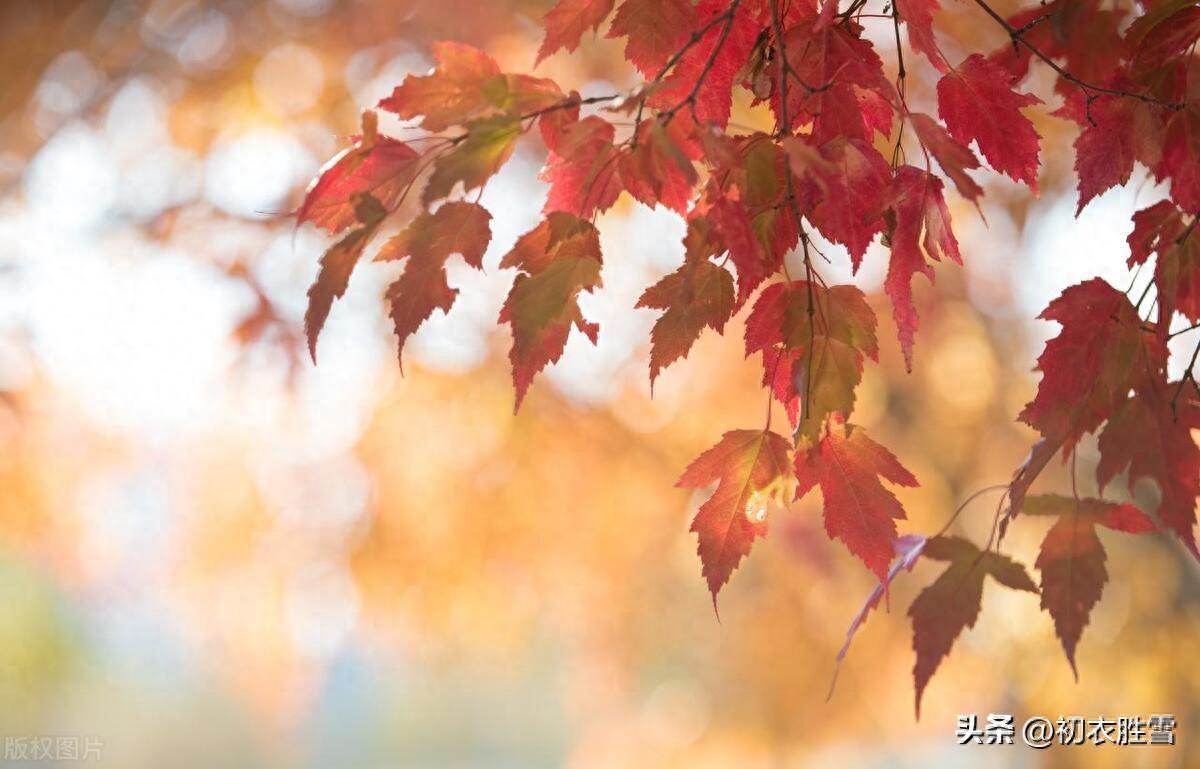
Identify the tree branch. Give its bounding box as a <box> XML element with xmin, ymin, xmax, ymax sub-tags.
<box><xmin>969</xmin><ymin>0</ymin><xmax>1184</xmax><ymax>110</ymax></box>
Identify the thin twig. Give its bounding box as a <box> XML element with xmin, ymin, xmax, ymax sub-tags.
<box><xmin>969</xmin><ymin>0</ymin><xmax>1184</xmax><ymax>110</ymax></box>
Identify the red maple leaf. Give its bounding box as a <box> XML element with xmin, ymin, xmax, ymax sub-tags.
<box><xmin>909</xmin><ymin>535</ymin><xmax>1037</xmax><ymax>717</ymax></box>
<box><xmin>296</xmin><ymin>115</ymin><xmax>419</xmax><ymax>234</ymax></box>
<box><xmin>745</xmin><ymin>282</ymin><xmax>878</xmax><ymax>439</ymax></box>
<box><xmin>381</xmin><ymin>42</ymin><xmax>561</xmax><ymax>131</ymax></box>
<box><xmin>649</xmin><ymin>0</ymin><xmax>759</xmax><ymax>129</ymax></box>
<box><xmin>938</xmin><ymin>53</ymin><xmax>1042</xmax><ymax>190</ymax></box>
<box><xmin>677</xmin><ymin>428</ymin><xmax>792</xmax><ymax>606</ymax></box>
<box><xmin>607</xmin><ymin>0</ymin><xmax>696</xmax><ymax>77</ymax></box>
<box><xmin>908</xmin><ymin>112</ymin><xmax>983</xmax><ymax>204</ymax></box>
<box><xmin>791</xmin><ymin>136</ymin><xmax>892</xmax><ymax>267</ymax></box>
<box><xmin>498</xmin><ymin>213</ymin><xmax>604</xmax><ymax>409</ymax></box>
<box><xmin>1023</xmin><ymin>494</ymin><xmax>1156</xmax><ymax>677</ymax></box>
<box><xmin>793</xmin><ymin>420</ymin><xmax>917</xmax><ymax>581</ymax></box>
<box><xmin>375</xmin><ymin>202</ymin><xmax>492</xmax><ymax>368</ymax></box>
<box><xmin>304</xmin><ymin>194</ymin><xmax>389</xmax><ymax>361</ymax></box>
<box><xmin>884</xmin><ymin>165</ymin><xmax>961</xmax><ymax>369</ymax></box>
<box><xmin>537</xmin><ymin>0</ymin><xmax>616</xmax><ymax>63</ymax></box>
<box><xmin>540</xmin><ymin>114</ymin><xmax>624</xmax><ymax>217</ymax></box>
<box><xmin>1019</xmin><ymin>278</ymin><xmax>1165</xmax><ymax>454</ymax></box>
<box><xmin>1097</xmin><ymin>381</ymin><xmax>1200</xmax><ymax>557</ymax></box>
<box><xmin>637</xmin><ymin>218</ymin><xmax>735</xmax><ymax>383</ymax></box>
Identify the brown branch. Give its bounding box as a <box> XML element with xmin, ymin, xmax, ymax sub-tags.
<box><xmin>632</xmin><ymin>1</ymin><xmax>741</xmax><ymax>143</ymax></box>
<box><xmin>969</xmin><ymin>0</ymin><xmax>1184</xmax><ymax>110</ymax></box>
<box><xmin>768</xmin><ymin>0</ymin><xmax>820</xmax><ymax>434</ymax></box>
<box><xmin>1172</xmin><ymin>339</ymin><xmax>1200</xmax><ymax>420</ymax></box>
<box><xmin>890</xmin><ymin>0</ymin><xmax>907</xmax><ymax>169</ymax></box>
<box><xmin>659</xmin><ymin>0</ymin><xmax>744</xmax><ymax>126</ymax></box>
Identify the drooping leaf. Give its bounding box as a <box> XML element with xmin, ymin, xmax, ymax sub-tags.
<box><xmin>704</xmin><ymin>135</ymin><xmax>795</xmax><ymax>303</ymax></box>
<box><xmin>745</xmin><ymin>282</ymin><xmax>878</xmax><ymax>440</ymax></box>
<box><xmin>537</xmin><ymin>0</ymin><xmax>616</xmax><ymax>63</ymax></box>
<box><xmin>1019</xmin><ymin>279</ymin><xmax>1165</xmax><ymax>454</ymax></box>
<box><xmin>1156</xmin><ymin>104</ymin><xmax>1200</xmax><ymax>214</ymax></box>
<box><xmin>499</xmin><ymin>213</ymin><xmax>604</xmax><ymax>409</ymax></box>
<box><xmin>606</xmin><ymin>0</ymin><xmax>696</xmax><ymax>77</ymax></box>
<box><xmin>1125</xmin><ymin>201</ymin><xmax>1200</xmax><ymax>322</ymax></box>
<box><xmin>296</xmin><ymin>115</ymin><xmax>420</xmax><ymax>234</ymax></box>
<box><xmin>908</xmin><ymin>112</ymin><xmax>983</xmax><ymax>204</ymax></box>
<box><xmin>423</xmin><ymin>116</ymin><xmax>522</xmax><ymax>205</ymax></box>
<box><xmin>909</xmin><ymin>536</ymin><xmax>1037</xmax><ymax>717</ymax></box>
<box><xmin>540</xmin><ymin>114</ymin><xmax>624</xmax><ymax>217</ymax></box>
<box><xmin>381</xmin><ymin>41</ymin><xmax>562</xmax><ymax>131</ymax></box>
<box><xmin>884</xmin><ymin>165</ymin><xmax>961</xmax><ymax>369</ymax></box>
<box><xmin>776</xmin><ymin>4</ymin><xmax>896</xmax><ymax>142</ymax></box>
<box><xmin>791</xmin><ymin>136</ymin><xmax>892</xmax><ymax>267</ymax></box>
<box><xmin>304</xmin><ymin>194</ymin><xmax>389</xmax><ymax>360</ymax></box>
<box><xmin>937</xmin><ymin>53</ymin><xmax>1042</xmax><ymax>190</ymax></box>
<box><xmin>1024</xmin><ymin>494</ymin><xmax>1155</xmax><ymax>677</ymax></box>
<box><xmin>895</xmin><ymin>0</ymin><xmax>948</xmax><ymax>73</ymax></box>
<box><xmin>620</xmin><ymin>121</ymin><xmax>698</xmax><ymax>213</ymax></box>
<box><xmin>1064</xmin><ymin>89</ymin><xmax>1163</xmax><ymax>214</ymax></box>
<box><xmin>648</xmin><ymin>0</ymin><xmax>759</xmax><ymax>129</ymax></box>
<box><xmin>637</xmin><ymin>218</ymin><xmax>735</xmax><ymax>383</ymax></box>
<box><xmin>677</xmin><ymin>428</ymin><xmax>793</xmax><ymax>605</ymax></box>
<box><xmin>794</xmin><ymin>420</ymin><xmax>917</xmax><ymax>581</ymax></box>
<box><xmin>991</xmin><ymin>0</ymin><xmax>1127</xmax><ymax>91</ymax></box>
<box><xmin>375</xmin><ymin>202</ymin><xmax>493</xmax><ymax>367</ymax></box>
<box><xmin>1097</xmin><ymin>381</ymin><xmax>1200</xmax><ymax>556</ymax></box>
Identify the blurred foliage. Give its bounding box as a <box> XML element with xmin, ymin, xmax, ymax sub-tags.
<box><xmin>0</xmin><ymin>0</ymin><xmax>1196</xmax><ymax>767</ymax></box>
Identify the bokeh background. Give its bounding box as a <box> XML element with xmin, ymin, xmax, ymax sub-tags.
<box><xmin>1</xmin><ymin>0</ymin><xmax>1198</xmax><ymax>767</ymax></box>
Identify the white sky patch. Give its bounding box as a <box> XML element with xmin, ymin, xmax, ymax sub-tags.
<box><xmin>204</xmin><ymin>129</ymin><xmax>316</xmax><ymax>219</ymax></box>
<box><xmin>24</xmin><ymin>234</ymin><xmax>241</xmax><ymax>438</ymax></box>
<box><xmin>1020</xmin><ymin>182</ymin><xmax>1168</xmax><ymax>355</ymax></box>
<box><xmin>24</xmin><ymin>123</ymin><xmax>119</xmax><ymax>231</ymax></box>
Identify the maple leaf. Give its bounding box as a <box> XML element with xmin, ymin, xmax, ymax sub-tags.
<box><xmin>1061</xmin><ymin>88</ymin><xmax>1164</xmax><ymax>215</ymax></box>
<box><xmin>1156</xmin><ymin>104</ymin><xmax>1200</xmax><ymax>214</ymax></box>
<box><xmin>777</xmin><ymin>5</ymin><xmax>896</xmax><ymax>143</ymax></box>
<box><xmin>374</xmin><ymin>202</ymin><xmax>492</xmax><ymax>368</ymax></box>
<box><xmin>793</xmin><ymin>421</ymin><xmax>917</xmax><ymax>581</ymax></box>
<box><xmin>498</xmin><ymin>213</ymin><xmax>604</xmax><ymax>409</ymax></box>
<box><xmin>296</xmin><ymin>114</ymin><xmax>420</xmax><ymax>234</ymax></box>
<box><xmin>790</xmin><ymin>136</ymin><xmax>892</xmax><ymax>267</ymax></box>
<box><xmin>745</xmin><ymin>282</ymin><xmax>878</xmax><ymax>440</ymax></box>
<box><xmin>304</xmin><ymin>194</ymin><xmax>388</xmax><ymax>361</ymax></box>
<box><xmin>909</xmin><ymin>535</ymin><xmax>1037</xmax><ymax>717</ymax></box>
<box><xmin>381</xmin><ymin>41</ymin><xmax>561</xmax><ymax>131</ymax></box>
<box><xmin>540</xmin><ymin>114</ymin><xmax>624</xmax><ymax>217</ymax></box>
<box><xmin>1125</xmin><ymin>201</ymin><xmax>1200</xmax><ymax>323</ymax></box>
<box><xmin>908</xmin><ymin>112</ymin><xmax>983</xmax><ymax>205</ymax></box>
<box><xmin>636</xmin><ymin>218</ymin><xmax>735</xmax><ymax>383</ymax></box>
<box><xmin>620</xmin><ymin>121</ymin><xmax>698</xmax><ymax>213</ymax></box>
<box><xmin>1019</xmin><ymin>279</ymin><xmax>1165</xmax><ymax>454</ymax></box>
<box><xmin>703</xmin><ymin>135</ymin><xmax>795</xmax><ymax>303</ymax></box>
<box><xmin>1097</xmin><ymin>383</ymin><xmax>1200</xmax><ymax>556</ymax></box>
<box><xmin>537</xmin><ymin>0</ymin><xmax>616</xmax><ymax>63</ymax></box>
<box><xmin>606</xmin><ymin>0</ymin><xmax>696</xmax><ymax>77</ymax></box>
<box><xmin>1023</xmin><ymin>494</ymin><xmax>1156</xmax><ymax>677</ymax></box>
<box><xmin>884</xmin><ymin>165</ymin><xmax>961</xmax><ymax>369</ymax></box>
<box><xmin>937</xmin><ymin>54</ymin><xmax>1042</xmax><ymax>190</ymax></box>
<box><xmin>991</xmin><ymin>1</ymin><xmax>1127</xmax><ymax>91</ymax></box>
<box><xmin>648</xmin><ymin>0</ymin><xmax>759</xmax><ymax>129</ymax></box>
<box><xmin>1127</xmin><ymin>0</ymin><xmax>1200</xmax><ymax>76</ymax></box>
<box><xmin>423</xmin><ymin>116</ymin><xmax>522</xmax><ymax>205</ymax></box>
<box><xmin>380</xmin><ymin>41</ymin><xmax>500</xmax><ymax>131</ymax></box>
<box><xmin>895</xmin><ymin>0</ymin><xmax>948</xmax><ymax>73</ymax></box>
<box><xmin>677</xmin><ymin>428</ymin><xmax>792</xmax><ymax>606</ymax></box>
